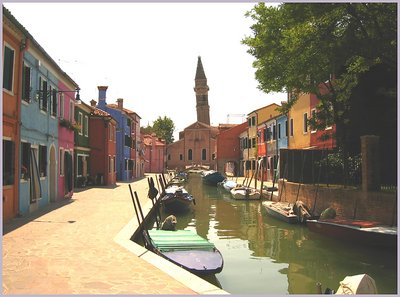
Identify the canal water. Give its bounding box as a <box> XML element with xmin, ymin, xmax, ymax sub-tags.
<box><xmin>154</xmin><ymin>174</ymin><xmax>397</xmax><ymax>294</ymax></box>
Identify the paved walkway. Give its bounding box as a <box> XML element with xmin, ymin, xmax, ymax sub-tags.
<box><xmin>2</xmin><ymin>175</ymin><xmax>226</xmax><ymax>295</ymax></box>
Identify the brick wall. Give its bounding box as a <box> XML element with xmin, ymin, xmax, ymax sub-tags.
<box><xmin>277</xmin><ymin>180</ymin><xmax>397</xmax><ymax>225</ymax></box>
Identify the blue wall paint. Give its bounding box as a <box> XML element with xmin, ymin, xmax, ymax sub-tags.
<box><xmin>19</xmin><ymin>51</ymin><xmax>58</xmax><ymax>215</ymax></box>
<box><xmin>276</xmin><ymin>114</ymin><xmax>288</xmax><ymax>153</ymax></box>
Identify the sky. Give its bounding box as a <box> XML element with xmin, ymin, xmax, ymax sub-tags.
<box><xmin>4</xmin><ymin>2</ymin><xmax>287</xmax><ymax>139</ymax></box>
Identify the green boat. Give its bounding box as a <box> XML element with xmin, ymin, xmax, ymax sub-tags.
<box><xmin>144</xmin><ymin>229</ymin><xmax>224</xmax><ymax>275</ymax></box>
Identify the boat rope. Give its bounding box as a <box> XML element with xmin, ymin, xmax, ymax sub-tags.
<box><xmin>295</xmin><ymin>150</ymin><xmax>307</xmax><ymax>202</ymax></box>
<box><xmin>311</xmin><ymin>149</ymin><xmax>326</xmax><ymax>214</ymax></box>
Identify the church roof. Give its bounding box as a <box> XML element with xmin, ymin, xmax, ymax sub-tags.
<box><xmin>195</xmin><ymin>56</ymin><xmax>206</xmax><ymax>80</ymax></box>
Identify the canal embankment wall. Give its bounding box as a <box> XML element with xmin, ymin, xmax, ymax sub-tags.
<box><xmin>277</xmin><ymin>180</ymin><xmax>397</xmax><ymax>226</ymax></box>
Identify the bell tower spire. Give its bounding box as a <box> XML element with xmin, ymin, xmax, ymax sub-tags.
<box><xmin>194</xmin><ymin>56</ymin><xmax>210</xmax><ymax>125</ymax></box>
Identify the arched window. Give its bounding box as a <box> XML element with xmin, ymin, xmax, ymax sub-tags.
<box><xmin>188</xmin><ymin>149</ymin><xmax>193</xmax><ymax>161</ymax></box>
<box><xmin>201</xmin><ymin>149</ymin><xmax>206</xmax><ymax>161</ymax></box>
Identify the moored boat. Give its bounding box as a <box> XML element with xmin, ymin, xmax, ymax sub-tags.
<box><xmin>161</xmin><ymin>185</ymin><xmax>195</xmax><ymax>213</ymax></box>
<box><xmin>217</xmin><ymin>180</ymin><xmax>238</xmax><ymax>192</ymax></box>
<box><xmin>230</xmin><ymin>186</ymin><xmax>261</xmax><ymax>200</ymax></box>
<box><xmin>201</xmin><ymin>170</ymin><xmax>225</xmax><ymax>186</ymax></box>
<box><xmin>263</xmin><ymin>201</ymin><xmax>298</xmax><ymax>224</ymax></box>
<box><xmin>306</xmin><ymin>218</ymin><xmax>397</xmax><ymax>248</ymax></box>
<box><xmin>318</xmin><ymin>273</ymin><xmax>378</xmax><ymax>294</ymax></box>
<box><xmin>144</xmin><ymin>229</ymin><xmax>224</xmax><ymax>275</ymax></box>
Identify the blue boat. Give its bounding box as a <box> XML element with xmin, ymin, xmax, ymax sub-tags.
<box><xmin>144</xmin><ymin>229</ymin><xmax>224</xmax><ymax>275</ymax></box>
<box><xmin>201</xmin><ymin>170</ymin><xmax>225</xmax><ymax>186</ymax></box>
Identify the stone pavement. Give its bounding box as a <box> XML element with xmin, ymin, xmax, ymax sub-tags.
<box><xmin>2</xmin><ymin>174</ymin><xmax>226</xmax><ymax>295</ymax></box>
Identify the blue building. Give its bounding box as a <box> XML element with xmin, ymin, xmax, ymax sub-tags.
<box><xmin>19</xmin><ymin>35</ymin><xmax>78</xmax><ymax>215</ymax></box>
<box><xmin>96</xmin><ymin>86</ymin><xmax>135</xmax><ymax>181</ymax></box>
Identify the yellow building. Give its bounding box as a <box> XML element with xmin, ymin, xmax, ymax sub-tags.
<box><xmin>287</xmin><ymin>93</ymin><xmax>311</xmax><ymax>149</ymax></box>
<box><xmin>242</xmin><ymin>103</ymin><xmax>281</xmax><ymax>177</ymax></box>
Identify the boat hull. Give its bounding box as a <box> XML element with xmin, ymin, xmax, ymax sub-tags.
<box><xmin>161</xmin><ymin>185</ymin><xmax>194</xmax><ymax>213</ymax></box>
<box><xmin>162</xmin><ymin>196</ymin><xmax>193</xmax><ymax>213</ymax></box>
<box><xmin>230</xmin><ymin>187</ymin><xmax>261</xmax><ymax>200</ymax></box>
<box><xmin>162</xmin><ymin>249</ymin><xmax>223</xmax><ymax>275</ymax></box>
<box><xmin>306</xmin><ymin>219</ymin><xmax>397</xmax><ymax>248</ymax></box>
<box><xmin>263</xmin><ymin>201</ymin><xmax>298</xmax><ymax>224</ymax></box>
<box><xmin>148</xmin><ymin>229</ymin><xmax>224</xmax><ymax>275</ymax></box>
<box><xmin>202</xmin><ymin>171</ymin><xmax>225</xmax><ymax>186</ymax></box>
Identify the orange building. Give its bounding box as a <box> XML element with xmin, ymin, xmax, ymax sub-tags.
<box><xmin>3</xmin><ymin>8</ymin><xmax>25</xmax><ymax>222</ymax></box>
<box><xmin>89</xmin><ymin>100</ymin><xmax>117</xmax><ymax>186</ymax></box>
<box><xmin>215</xmin><ymin>122</ymin><xmax>248</xmax><ymax>176</ymax></box>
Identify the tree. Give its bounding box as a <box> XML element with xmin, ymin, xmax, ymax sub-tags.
<box><xmin>140</xmin><ymin>124</ymin><xmax>153</xmax><ymax>135</ymax></box>
<box><xmin>152</xmin><ymin>116</ymin><xmax>175</xmax><ymax>145</ymax></box>
<box><xmin>242</xmin><ymin>3</ymin><xmax>396</xmax><ymax>152</ymax></box>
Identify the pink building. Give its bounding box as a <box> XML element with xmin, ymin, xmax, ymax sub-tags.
<box><xmin>58</xmin><ymin>82</ymin><xmax>77</xmax><ymax>199</ymax></box>
<box><xmin>143</xmin><ymin>133</ymin><xmax>166</xmax><ymax>173</ymax></box>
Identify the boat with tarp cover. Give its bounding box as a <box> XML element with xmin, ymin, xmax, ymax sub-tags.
<box><xmin>143</xmin><ymin>229</ymin><xmax>224</xmax><ymax>275</ymax></box>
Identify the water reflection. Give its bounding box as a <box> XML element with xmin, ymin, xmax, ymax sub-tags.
<box><xmin>159</xmin><ymin>174</ymin><xmax>397</xmax><ymax>294</ymax></box>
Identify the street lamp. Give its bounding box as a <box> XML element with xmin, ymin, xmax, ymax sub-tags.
<box><xmin>36</xmin><ymin>87</ymin><xmax>81</xmax><ymax>102</ymax></box>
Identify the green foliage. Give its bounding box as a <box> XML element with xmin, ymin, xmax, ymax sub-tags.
<box><xmin>140</xmin><ymin>124</ymin><xmax>153</xmax><ymax>135</ymax></box>
<box><xmin>242</xmin><ymin>3</ymin><xmax>397</xmax><ymax>151</ymax></box>
<box><xmin>316</xmin><ymin>149</ymin><xmax>362</xmax><ymax>186</ymax></box>
<box><xmin>150</xmin><ymin>116</ymin><xmax>175</xmax><ymax>145</ymax></box>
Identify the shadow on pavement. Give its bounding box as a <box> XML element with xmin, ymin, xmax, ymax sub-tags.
<box><xmin>3</xmin><ymin>197</ymin><xmax>76</xmax><ymax>235</ymax></box>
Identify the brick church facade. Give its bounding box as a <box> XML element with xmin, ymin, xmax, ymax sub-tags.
<box><xmin>166</xmin><ymin>57</ymin><xmax>221</xmax><ymax>171</ymax></box>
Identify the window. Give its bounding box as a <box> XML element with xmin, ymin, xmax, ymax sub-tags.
<box><xmin>251</xmin><ymin>116</ymin><xmax>256</xmax><ymax>126</ymax></box>
<box><xmin>3</xmin><ymin>45</ymin><xmax>14</xmax><ymax>92</ymax></box>
<box><xmin>70</xmin><ymin>100</ymin><xmax>74</xmax><ymax>122</ymax></box>
<box><xmin>303</xmin><ymin>112</ymin><xmax>308</xmax><ymax>133</ymax></box>
<box><xmin>290</xmin><ymin>119</ymin><xmax>294</xmax><ymax>136</ymax></box>
<box><xmin>188</xmin><ymin>149</ymin><xmax>193</xmax><ymax>161</ymax></box>
<box><xmin>263</xmin><ymin>128</ymin><xmax>267</xmax><ymax>142</ymax></box>
<box><xmin>114</xmin><ymin>156</ymin><xmax>116</xmax><ymax>172</ymax></box>
<box><xmin>22</xmin><ymin>63</ymin><xmax>32</xmax><ymax>102</ymax></box>
<box><xmin>59</xmin><ymin>148</ymin><xmax>64</xmax><ymax>175</ymax></box>
<box><xmin>252</xmin><ymin>138</ymin><xmax>256</xmax><ymax>148</ymax></box>
<box><xmin>84</xmin><ymin>115</ymin><xmax>89</xmax><ymax>137</ymax></box>
<box><xmin>247</xmin><ymin>118</ymin><xmax>251</xmax><ymax>126</ymax></box>
<box><xmin>51</xmin><ymin>87</ymin><xmax>57</xmax><ymax>116</ymax></box>
<box><xmin>39</xmin><ymin>77</ymin><xmax>48</xmax><ymax>111</ymax></box>
<box><xmin>179</xmin><ymin>154</ymin><xmax>183</xmax><ymax>161</ymax></box>
<box><xmin>285</xmin><ymin>120</ymin><xmax>288</xmax><ymax>137</ymax></box>
<box><xmin>21</xmin><ymin>142</ymin><xmax>31</xmax><ymax>180</ymax></box>
<box><xmin>39</xmin><ymin>145</ymin><xmax>47</xmax><ymax>177</ymax></box>
<box><xmin>3</xmin><ymin>140</ymin><xmax>15</xmax><ymax>185</ymax></box>
<box><xmin>272</xmin><ymin>124</ymin><xmax>277</xmax><ymax>140</ymax></box>
<box><xmin>78</xmin><ymin>112</ymin><xmax>83</xmax><ymax>135</ymax></box>
<box><xmin>278</xmin><ymin>123</ymin><xmax>281</xmax><ymax>139</ymax></box>
<box><xmin>109</xmin><ymin>123</ymin><xmax>113</xmax><ymax>141</ymax></box>
<box><xmin>59</xmin><ymin>94</ymin><xmax>65</xmax><ymax>119</ymax></box>
<box><xmin>266</xmin><ymin>127</ymin><xmax>271</xmax><ymax>141</ymax></box>
<box><xmin>108</xmin><ymin>156</ymin><xmax>112</xmax><ymax>174</ymax></box>
<box><xmin>311</xmin><ymin>109</ymin><xmax>317</xmax><ymax>133</ymax></box>
<box><xmin>168</xmin><ymin>154</ymin><xmax>171</xmax><ymax>161</ymax></box>
<box><xmin>201</xmin><ymin>149</ymin><xmax>206</xmax><ymax>161</ymax></box>
<box><xmin>77</xmin><ymin>155</ymin><xmax>83</xmax><ymax>176</ymax></box>
<box><xmin>125</xmin><ymin>135</ymin><xmax>132</xmax><ymax>147</ymax></box>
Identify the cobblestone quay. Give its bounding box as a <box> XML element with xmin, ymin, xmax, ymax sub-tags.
<box><xmin>2</xmin><ymin>175</ymin><xmax>204</xmax><ymax>294</ymax></box>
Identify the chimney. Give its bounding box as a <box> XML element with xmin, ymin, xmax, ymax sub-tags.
<box><xmin>97</xmin><ymin>86</ymin><xmax>108</xmax><ymax>109</ymax></box>
<box><xmin>90</xmin><ymin>99</ymin><xmax>97</xmax><ymax>107</ymax></box>
<box><xmin>117</xmin><ymin>98</ymin><xmax>123</xmax><ymax>110</ymax></box>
